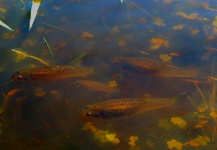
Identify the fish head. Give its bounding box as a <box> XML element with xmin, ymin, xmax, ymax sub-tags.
<box><xmin>80</xmin><ymin>106</ymin><xmax>109</xmax><ymax>119</ymax></box>
<box><xmin>11</xmin><ymin>71</ymin><xmax>36</xmax><ymax>81</ymax></box>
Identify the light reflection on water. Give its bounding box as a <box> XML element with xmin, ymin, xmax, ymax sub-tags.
<box><xmin>0</xmin><ymin>0</ymin><xmax>217</xmax><ymax>149</ymax></box>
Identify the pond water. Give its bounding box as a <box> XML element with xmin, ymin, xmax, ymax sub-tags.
<box><xmin>1</xmin><ymin>0</ymin><xmax>217</xmax><ymax>149</ymax></box>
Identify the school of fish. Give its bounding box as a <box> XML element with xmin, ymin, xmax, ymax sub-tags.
<box><xmin>11</xmin><ymin>56</ymin><xmax>194</xmax><ymax>119</ymax></box>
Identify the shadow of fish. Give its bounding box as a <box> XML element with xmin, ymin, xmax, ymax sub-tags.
<box><xmin>11</xmin><ymin>65</ymin><xmax>94</xmax><ymax>82</ymax></box>
<box><xmin>112</xmin><ymin>57</ymin><xmax>198</xmax><ymax>77</ymax></box>
<box><xmin>75</xmin><ymin>80</ymin><xmax>119</xmax><ymax>93</ymax></box>
<box><xmin>80</xmin><ymin>93</ymin><xmax>184</xmax><ymax>120</ymax></box>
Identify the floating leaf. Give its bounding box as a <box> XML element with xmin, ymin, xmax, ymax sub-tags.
<box><xmin>167</xmin><ymin>139</ymin><xmax>183</xmax><ymax>150</ymax></box>
<box><xmin>82</xmin><ymin>31</ymin><xmax>94</xmax><ymax>39</ymax></box>
<box><xmin>151</xmin><ymin>38</ymin><xmax>165</xmax><ymax>45</ymax></box>
<box><xmin>153</xmin><ymin>17</ymin><xmax>165</xmax><ymax>26</ymax></box>
<box><xmin>170</xmin><ymin>52</ymin><xmax>180</xmax><ymax>57</ymax></box>
<box><xmin>176</xmin><ymin>12</ymin><xmax>198</xmax><ymax>20</ymax></box>
<box><xmin>172</xmin><ymin>24</ymin><xmax>185</xmax><ymax>30</ymax></box>
<box><xmin>160</xmin><ymin>54</ymin><xmax>172</xmax><ymax>62</ymax></box>
<box><xmin>108</xmin><ymin>80</ymin><xmax>117</xmax><ymax>88</ymax></box>
<box><xmin>150</xmin><ymin>45</ymin><xmax>161</xmax><ymax>50</ymax></box>
<box><xmin>171</xmin><ymin>117</ymin><xmax>187</xmax><ymax>128</ymax></box>
<box><xmin>191</xmin><ymin>29</ymin><xmax>200</xmax><ymax>35</ymax></box>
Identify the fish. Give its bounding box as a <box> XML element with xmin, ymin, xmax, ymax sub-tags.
<box><xmin>112</xmin><ymin>57</ymin><xmax>198</xmax><ymax>77</ymax></box>
<box><xmin>75</xmin><ymin>80</ymin><xmax>119</xmax><ymax>93</ymax></box>
<box><xmin>81</xmin><ymin>94</ymin><xmax>182</xmax><ymax>119</ymax></box>
<box><xmin>11</xmin><ymin>65</ymin><xmax>94</xmax><ymax>82</ymax></box>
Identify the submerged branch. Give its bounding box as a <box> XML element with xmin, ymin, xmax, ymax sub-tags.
<box><xmin>11</xmin><ymin>49</ymin><xmax>50</xmax><ymax>66</ymax></box>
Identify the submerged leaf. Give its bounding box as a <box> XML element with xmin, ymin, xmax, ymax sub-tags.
<box><xmin>167</xmin><ymin>139</ymin><xmax>183</xmax><ymax>150</ymax></box>
<box><xmin>129</xmin><ymin>136</ymin><xmax>138</xmax><ymax>147</ymax></box>
<box><xmin>186</xmin><ymin>135</ymin><xmax>210</xmax><ymax>147</ymax></box>
<box><xmin>171</xmin><ymin>117</ymin><xmax>187</xmax><ymax>128</ymax></box>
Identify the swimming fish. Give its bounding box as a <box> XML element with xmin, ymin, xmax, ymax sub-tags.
<box><xmin>75</xmin><ymin>80</ymin><xmax>119</xmax><ymax>93</ymax></box>
<box><xmin>81</xmin><ymin>95</ymin><xmax>180</xmax><ymax>119</ymax></box>
<box><xmin>11</xmin><ymin>65</ymin><xmax>94</xmax><ymax>82</ymax></box>
<box><xmin>112</xmin><ymin>57</ymin><xmax>198</xmax><ymax>77</ymax></box>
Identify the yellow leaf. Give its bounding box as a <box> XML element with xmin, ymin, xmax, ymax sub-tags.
<box><xmin>105</xmin><ymin>133</ymin><xmax>120</xmax><ymax>144</ymax></box>
<box><xmin>197</xmin><ymin>104</ymin><xmax>208</xmax><ymax>113</ymax></box>
<box><xmin>151</xmin><ymin>38</ymin><xmax>165</xmax><ymax>45</ymax></box>
<box><xmin>171</xmin><ymin>117</ymin><xmax>187</xmax><ymax>128</ymax></box>
<box><xmin>153</xmin><ymin>17</ymin><xmax>165</xmax><ymax>26</ymax></box>
<box><xmin>82</xmin><ymin>31</ymin><xmax>94</xmax><ymax>38</ymax></box>
<box><xmin>150</xmin><ymin>45</ymin><xmax>161</xmax><ymax>50</ymax></box>
<box><xmin>212</xmin><ymin>20</ymin><xmax>217</xmax><ymax>27</ymax></box>
<box><xmin>129</xmin><ymin>136</ymin><xmax>138</xmax><ymax>147</ymax></box>
<box><xmin>167</xmin><ymin>139</ymin><xmax>183</xmax><ymax>150</ymax></box>
<box><xmin>210</xmin><ymin>111</ymin><xmax>217</xmax><ymax>118</ymax></box>
<box><xmin>187</xmin><ymin>135</ymin><xmax>210</xmax><ymax>147</ymax></box>
<box><xmin>160</xmin><ymin>54</ymin><xmax>172</xmax><ymax>62</ymax></box>
<box><xmin>108</xmin><ymin>80</ymin><xmax>117</xmax><ymax>88</ymax></box>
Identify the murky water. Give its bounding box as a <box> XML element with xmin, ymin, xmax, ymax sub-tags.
<box><xmin>1</xmin><ymin>0</ymin><xmax>217</xmax><ymax>149</ymax></box>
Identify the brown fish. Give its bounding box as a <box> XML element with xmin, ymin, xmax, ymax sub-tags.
<box><xmin>11</xmin><ymin>65</ymin><xmax>94</xmax><ymax>82</ymax></box>
<box><xmin>75</xmin><ymin>80</ymin><xmax>119</xmax><ymax>93</ymax></box>
<box><xmin>81</xmin><ymin>94</ymin><xmax>181</xmax><ymax>119</ymax></box>
<box><xmin>112</xmin><ymin>57</ymin><xmax>198</xmax><ymax>77</ymax></box>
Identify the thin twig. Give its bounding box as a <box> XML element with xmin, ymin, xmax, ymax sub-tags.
<box><xmin>11</xmin><ymin>49</ymin><xmax>50</xmax><ymax>66</ymax></box>
<box><xmin>194</xmin><ymin>83</ymin><xmax>207</xmax><ymax>104</ymax></box>
<box><xmin>43</xmin><ymin>38</ymin><xmax>55</xmax><ymax>66</ymax></box>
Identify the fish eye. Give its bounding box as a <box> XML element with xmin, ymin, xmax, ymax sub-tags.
<box><xmin>85</xmin><ymin>112</ymin><xmax>92</xmax><ymax>116</ymax></box>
